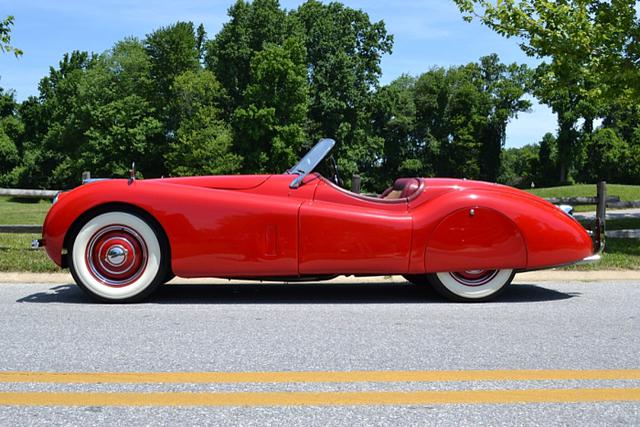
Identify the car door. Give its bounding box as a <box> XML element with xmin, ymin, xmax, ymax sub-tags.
<box><xmin>167</xmin><ymin>175</ymin><xmax>309</xmax><ymax>278</ymax></box>
<box><xmin>298</xmin><ymin>179</ymin><xmax>413</xmax><ymax>275</ymax></box>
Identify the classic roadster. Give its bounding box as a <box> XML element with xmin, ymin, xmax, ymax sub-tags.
<box><xmin>38</xmin><ymin>138</ymin><xmax>603</xmax><ymax>302</ymax></box>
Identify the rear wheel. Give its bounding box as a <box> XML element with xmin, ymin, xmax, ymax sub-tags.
<box><xmin>404</xmin><ymin>269</ymin><xmax>515</xmax><ymax>302</ymax></box>
<box><xmin>68</xmin><ymin>210</ymin><xmax>170</xmax><ymax>303</ymax></box>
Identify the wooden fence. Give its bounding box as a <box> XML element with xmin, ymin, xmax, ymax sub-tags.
<box><xmin>0</xmin><ymin>188</ymin><xmax>59</xmax><ymax>199</ymax></box>
<box><xmin>1</xmin><ymin>181</ymin><xmax>639</xmax><ymax>238</ymax></box>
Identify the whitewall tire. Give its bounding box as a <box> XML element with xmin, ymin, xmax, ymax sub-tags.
<box><xmin>404</xmin><ymin>269</ymin><xmax>515</xmax><ymax>302</ymax></box>
<box><xmin>68</xmin><ymin>210</ymin><xmax>169</xmax><ymax>302</ymax></box>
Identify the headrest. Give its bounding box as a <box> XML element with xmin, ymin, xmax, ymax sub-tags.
<box><xmin>393</xmin><ymin>178</ymin><xmax>421</xmax><ymax>198</ymax></box>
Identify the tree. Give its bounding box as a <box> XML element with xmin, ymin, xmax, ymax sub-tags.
<box><xmin>453</xmin><ymin>0</ymin><xmax>640</xmax><ymax>183</ymax></box>
<box><xmin>205</xmin><ymin>0</ymin><xmax>292</xmax><ymax>112</ymax></box>
<box><xmin>292</xmin><ymin>0</ymin><xmax>393</xmax><ymax>181</ymax></box>
<box><xmin>144</xmin><ymin>21</ymin><xmax>202</xmax><ymax>171</ymax></box>
<box><xmin>233</xmin><ymin>38</ymin><xmax>308</xmax><ymax>172</ymax></box>
<box><xmin>74</xmin><ymin>39</ymin><xmax>164</xmax><ymax>180</ymax></box>
<box><xmin>0</xmin><ymin>88</ymin><xmax>23</xmax><ymax>185</ymax></box>
<box><xmin>499</xmin><ymin>144</ymin><xmax>539</xmax><ymax>187</ymax></box>
<box><xmin>145</xmin><ymin>21</ymin><xmax>200</xmax><ymax>102</ymax></box>
<box><xmin>535</xmin><ymin>132</ymin><xmax>559</xmax><ymax>187</ymax></box>
<box><xmin>411</xmin><ymin>56</ymin><xmax>530</xmax><ymax>181</ymax></box>
<box><xmin>0</xmin><ymin>15</ymin><xmax>22</xmax><ymax>57</ymax></box>
<box><xmin>629</xmin><ymin>127</ymin><xmax>640</xmax><ymax>184</ymax></box>
<box><xmin>370</xmin><ymin>75</ymin><xmax>424</xmax><ymax>189</ymax></box>
<box><xmin>27</xmin><ymin>51</ymin><xmax>98</xmax><ymax>188</ymax></box>
<box><xmin>580</xmin><ymin>128</ymin><xmax>630</xmax><ymax>183</ymax></box>
<box><xmin>165</xmin><ymin>69</ymin><xmax>241</xmax><ymax>175</ymax></box>
<box><xmin>16</xmin><ymin>43</ymin><xmax>167</xmax><ymax>188</ymax></box>
<box><xmin>476</xmin><ymin>54</ymin><xmax>531</xmax><ymax>181</ymax></box>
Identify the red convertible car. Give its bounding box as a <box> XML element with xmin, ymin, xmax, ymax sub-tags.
<box><xmin>38</xmin><ymin>138</ymin><xmax>603</xmax><ymax>302</ymax></box>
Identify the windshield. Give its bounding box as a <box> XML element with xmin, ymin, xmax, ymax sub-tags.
<box><xmin>288</xmin><ymin>138</ymin><xmax>335</xmax><ymax>188</ymax></box>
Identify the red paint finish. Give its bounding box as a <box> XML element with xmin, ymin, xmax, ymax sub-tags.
<box><xmin>426</xmin><ymin>207</ymin><xmax>526</xmax><ymax>272</ymax></box>
<box><xmin>408</xmin><ymin>180</ymin><xmax>593</xmax><ymax>272</ymax></box>
<box><xmin>300</xmin><ymin>178</ymin><xmax>412</xmax><ymax>274</ymax></box>
<box><xmin>42</xmin><ymin>173</ymin><xmax>596</xmax><ymax>279</ymax></box>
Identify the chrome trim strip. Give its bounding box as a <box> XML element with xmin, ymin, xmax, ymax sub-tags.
<box><xmin>575</xmin><ymin>254</ymin><xmax>602</xmax><ymax>265</ymax></box>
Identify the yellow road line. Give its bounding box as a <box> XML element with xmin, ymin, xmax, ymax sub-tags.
<box><xmin>1</xmin><ymin>369</ymin><xmax>640</xmax><ymax>384</ymax></box>
<box><xmin>0</xmin><ymin>388</ymin><xmax>639</xmax><ymax>407</ymax></box>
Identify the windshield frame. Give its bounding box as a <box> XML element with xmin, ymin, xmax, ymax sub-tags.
<box><xmin>288</xmin><ymin>138</ymin><xmax>335</xmax><ymax>189</ymax></box>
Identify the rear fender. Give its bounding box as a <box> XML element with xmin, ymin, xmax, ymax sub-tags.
<box><xmin>409</xmin><ymin>187</ymin><xmax>592</xmax><ymax>273</ymax></box>
<box><xmin>425</xmin><ymin>206</ymin><xmax>527</xmax><ymax>272</ymax></box>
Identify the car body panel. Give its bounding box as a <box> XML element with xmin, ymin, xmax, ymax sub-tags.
<box><xmin>158</xmin><ymin>175</ymin><xmax>270</xmax><ymax>190</ymax></box>
<box><xmin>299</xmin><ymin>177</ymin><xmax>412</xmax><ymax>274</ymax></box>
<box><xmin>425</xmin><ymin>206</ymin><xmax>527</xmax><ymax>272</ymax></box>
<box><xmin>408</xmin><ymin>179</ymin><xmax>593</xmax><ymax>272</ymax></box>
<box><xmin>42</xmin><ymin>172</ymin><xmax>595</xmax><ymax>278</ymax></box>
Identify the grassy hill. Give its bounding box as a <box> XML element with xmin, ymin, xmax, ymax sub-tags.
<box><xmin>528</xmin><ymin>183</ymin><xmax>640</xmax><ymax>202</ymax></box>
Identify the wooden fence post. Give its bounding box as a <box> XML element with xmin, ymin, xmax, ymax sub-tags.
<box><xmin>351</xmin><ymin>174</ymin><xmax>361</xmax><ymax>194</ymax></box>
<box><xmin>597</xmin><ymin>181</ymin><xmax>607</xmax><ymax>229</ymax></box>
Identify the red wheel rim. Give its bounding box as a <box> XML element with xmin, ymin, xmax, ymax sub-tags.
<box><xmin>450</xmin><ymin>270</ymin><xmax>498</xmax><ymax>287</ymax></box>
<box><xmin>85</xmin><ymin>225</ymin><xmax>148</xmax><ymax>287</ymax></box>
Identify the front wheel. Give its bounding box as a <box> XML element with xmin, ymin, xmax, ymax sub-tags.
<box><xmin>68</xmin><ymin>210</ymin><xmax>170</xmax><ymax>303</ymax></box>
<box><xmin>404</xmin><ymin>269</ymin><xmax>515</xmax><ymax>302</ymax></box>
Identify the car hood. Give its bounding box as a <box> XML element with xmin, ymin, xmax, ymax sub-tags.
<box><xmin>150</xmin><ymin>175</ymin><xmax>272</xmax><ymax>190</ymax></box>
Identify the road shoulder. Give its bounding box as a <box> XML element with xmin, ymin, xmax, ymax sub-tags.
<box><xmin>1</xmin><ymin>270</ymin><xmax>639</xmax><ymax>284</ymax></box>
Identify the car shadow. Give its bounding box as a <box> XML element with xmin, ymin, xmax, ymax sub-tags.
<box><xmin>16</xmin><ymin>281</ymin><xmax>578</xmax><ymax>305</ymax></box>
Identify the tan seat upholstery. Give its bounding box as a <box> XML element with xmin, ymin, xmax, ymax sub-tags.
<box><xmin>380</xmin><ymin>178</ymin><xmax>421</xmax><ymax>199</ymax></box>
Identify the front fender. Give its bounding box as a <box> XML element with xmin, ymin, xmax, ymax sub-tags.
<box><xmin>42</xmin><ymin>180</ymin><xmax>147</xmax><ymax>267</ymax></box>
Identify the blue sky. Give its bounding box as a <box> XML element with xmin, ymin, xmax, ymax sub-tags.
<box><xmin>0</xmin><ymin>0</ymin><xmax>556</xmax><ymax>148</ymax></box>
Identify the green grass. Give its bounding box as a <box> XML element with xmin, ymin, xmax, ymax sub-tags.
<box><xmin>0</xmin><ymin>196</ymin><xmax>51</xmax><ymax>225</ymax></box>
<box><xmin>527</xmin><ymin>184</ymin><xmax>640</xmax><ymax>212</ymax></box>
<box><xmin>0</xmin><ymin>233</ymin><xmax>60</xmax><ymax>272</ymax></box>
<box><xmin>563</xmin><ymin>238</ymin><xmax>640</xmax><ymax>271</ymax></box>
<box><xmin>0</xmin><ymin>197</ymin><xmax>58</xmax><ymax>272</ymax></box>
<box><xmin>528</xmin><ymin>183</ymin><xmax>640</xmax><ymax>200</ymax></box>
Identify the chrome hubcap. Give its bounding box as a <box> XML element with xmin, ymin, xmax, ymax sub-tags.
<box><xmin>85</xmin><ymin>225</ymin><xmax>148</xmax><ymax>287</ymax></box>
<box><xmin>450</xmin><ymin>270</ymin><xmax>499</xmax><ymax>287</ymax></box>
<box><xmin>105</xmin><ymin>245</ymin><xmax>128</xmax><ymax>267</ymax></box>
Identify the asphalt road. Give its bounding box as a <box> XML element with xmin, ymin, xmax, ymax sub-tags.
<box><xmin>0</xmin><ymin>278</ymin><xmax>639</xmax><ymax>426</ymax></box>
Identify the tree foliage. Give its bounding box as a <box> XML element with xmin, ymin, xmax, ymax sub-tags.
<box><xmin>453</xmin><ymin>0</ymin><xmax>640</xmax><ymax>183</ymax></box>
<box><xmin>205</xmin><ymin>0</ymin><xmax>292</xmax><ymax>111</ymax></box>
<box><xmin>293</xmin><ymin>0</ymin><xmax>393</xmax><ymax>180</ymax></box>
<box><xmin>0</xmin><ymin>15</ymin><xmax>22</xmax><ymax>57</ymax></box>
<box><xmin>1</xmin><ymin>1</ymin><xmax>639</xmax><ymax>190</ymax></box>
<box><xmin>369</xmin><ymin>55</ymin><xmax>530</xmax><ymax>188</ymax></box>
<box><xmin>165</xmin><ymin>69</ymin><xmax>241</xmax><ymax>176</ymax></box>
<box><xmin>233</xmin><ymin>38</ymin><xmax>308</xmax><ymax>172</ymax></box>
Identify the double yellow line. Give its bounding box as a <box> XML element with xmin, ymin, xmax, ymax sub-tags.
<box><xmin>1</xmin><ymin>369</ymin><xmax>639</xmax><ymax>407</ymax></box>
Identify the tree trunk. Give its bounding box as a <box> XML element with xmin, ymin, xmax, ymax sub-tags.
<box><xmin>557</xmin><ymin>113</ymin><xmax>576</xmax><ymax>184</ymax></box>
<box><xmin>583</xmin><ymin>116</ymin><xmax>593</xmax><ymax>135</ymax></box>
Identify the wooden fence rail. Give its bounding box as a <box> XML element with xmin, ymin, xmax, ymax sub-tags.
<box><xmin>1</xmin><ymin>181</ymin><xmax>639</xmax><ymax>238</ymax></box>
<box><xmin>0</xmin><ymin>225</ymin><xmax>42</xmax><ymax>234</ymax></box>
<box><xmin>0</xmin><ymin>188</ymin><xmax>59</xmax><ymax>199</ymax></box>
